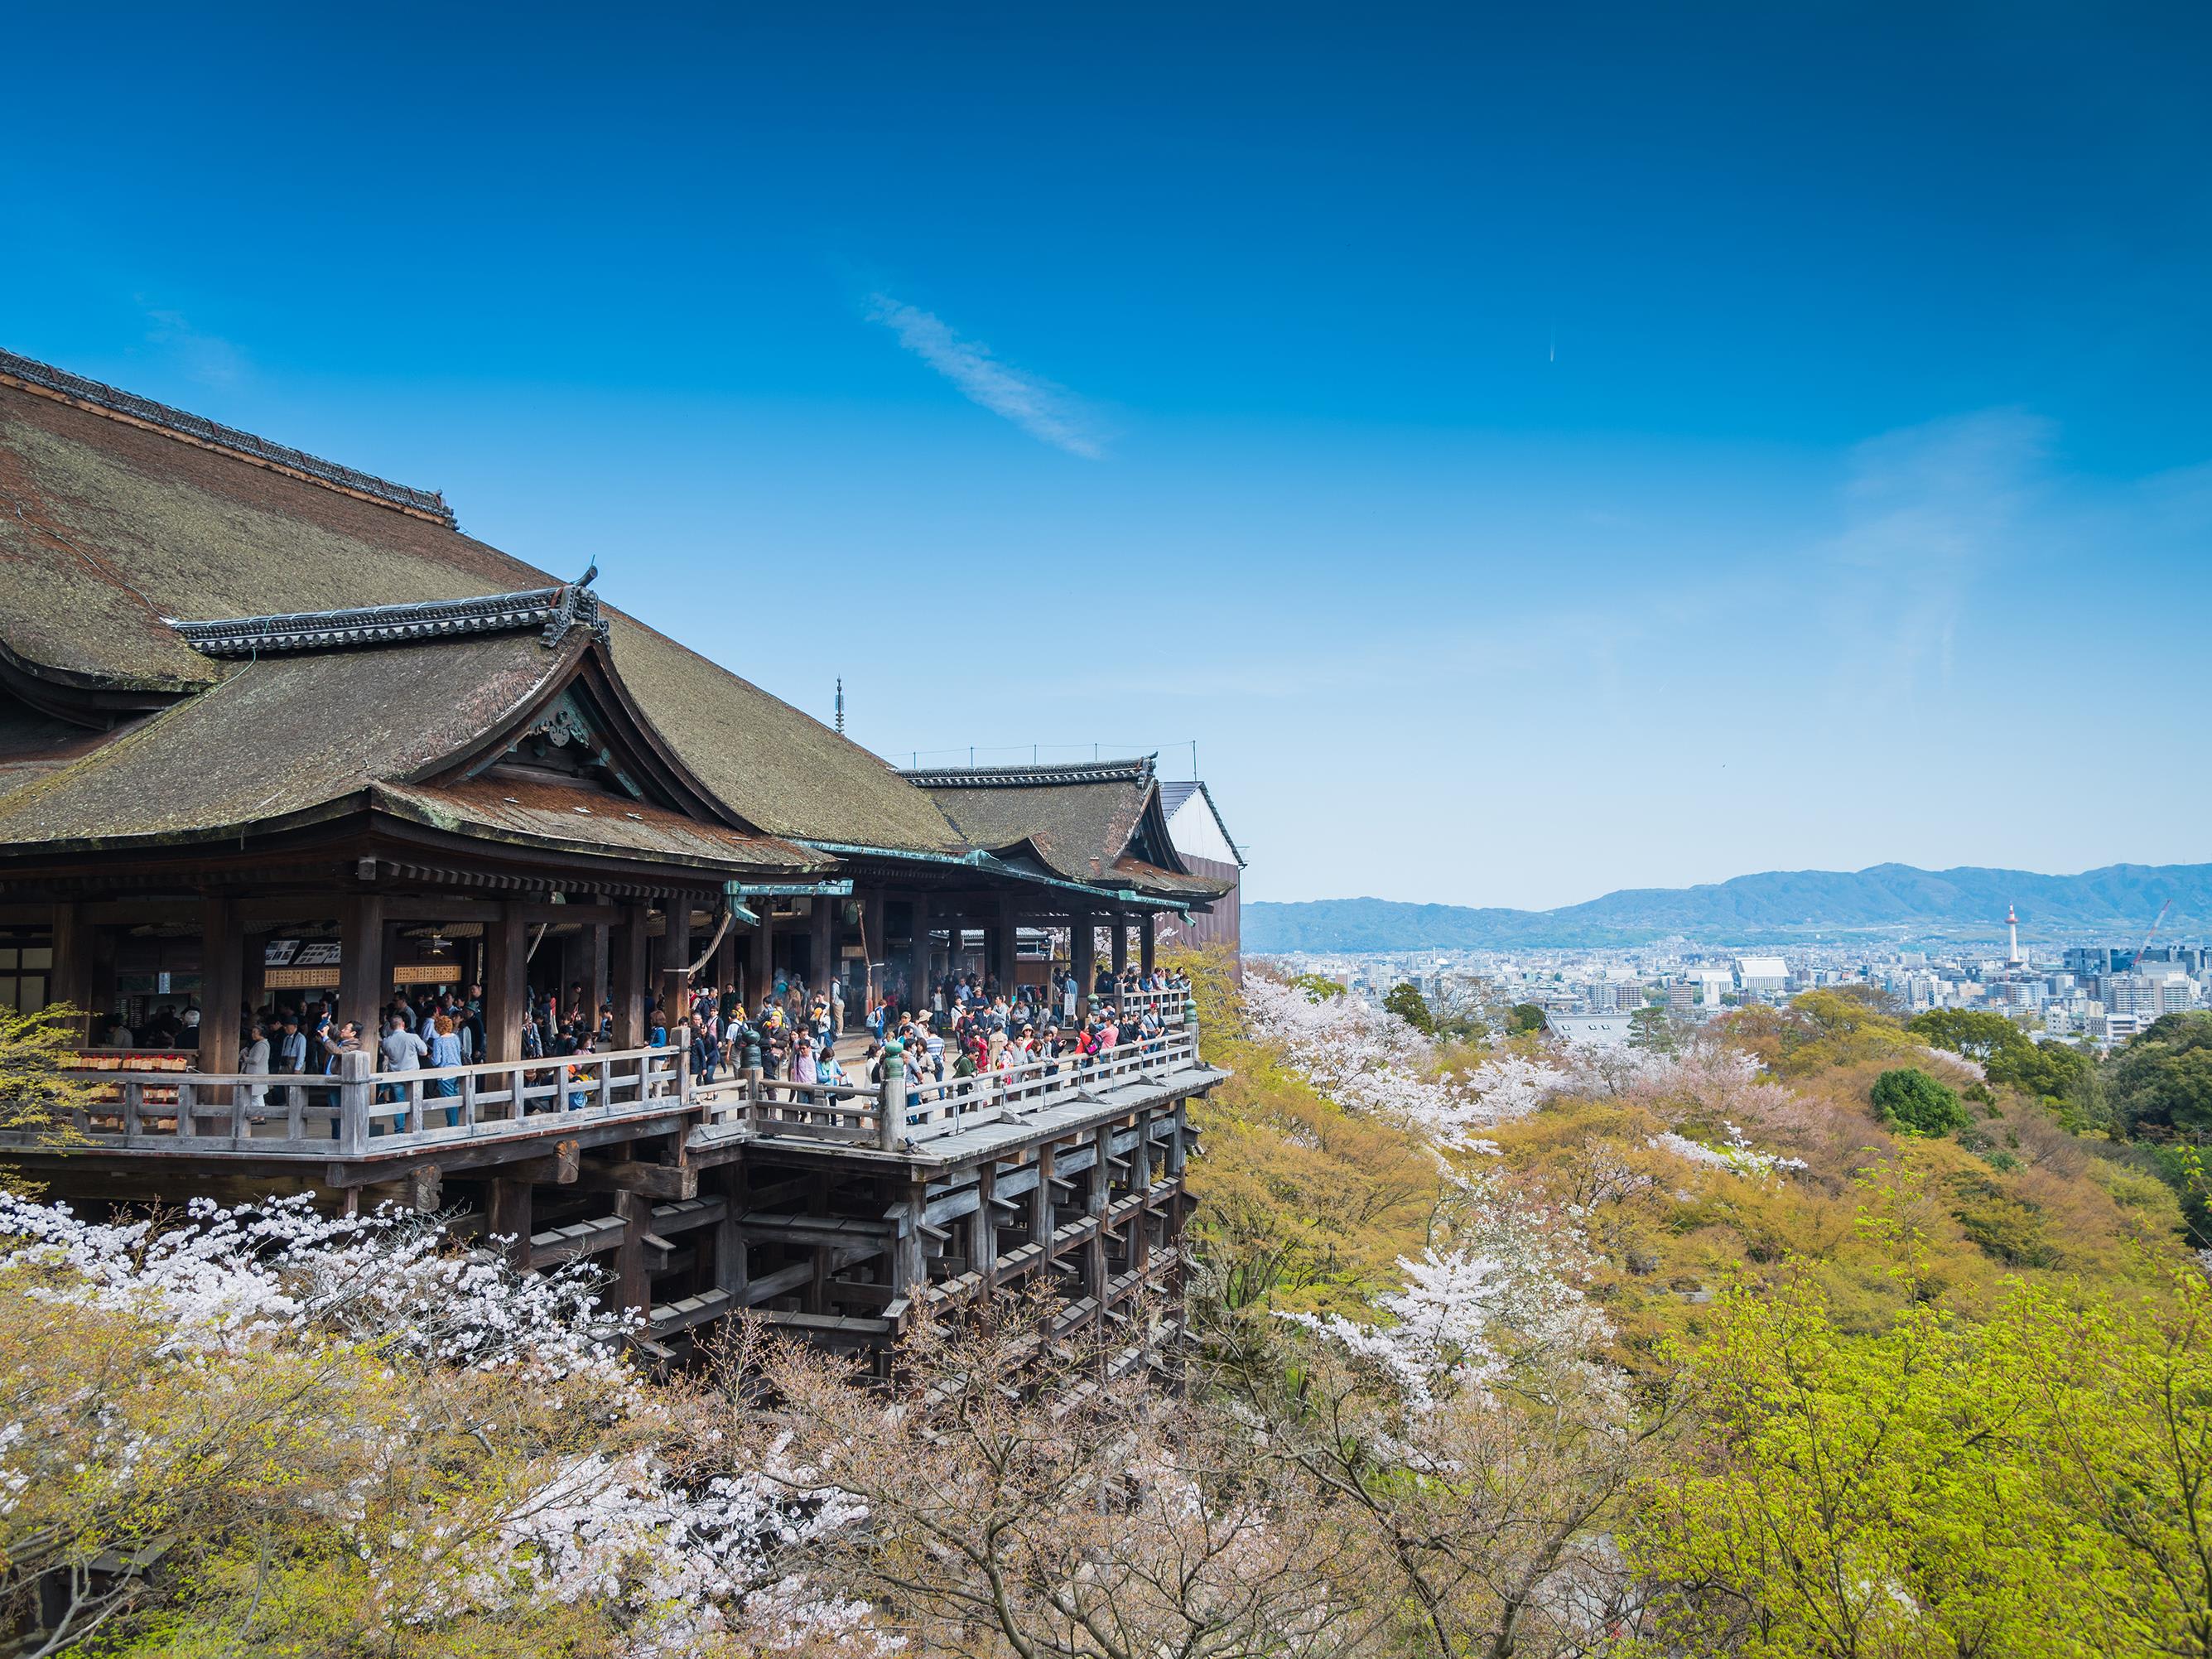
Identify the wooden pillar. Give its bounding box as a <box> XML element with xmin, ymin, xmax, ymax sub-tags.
<box><xmin>49</xmin><ymin>901</ymin><xmax>89</xmax><ymax>1043</ymax></box>
<box><xmin>614</xmin><ymin>1190</ymin><xmax>651</xmax><ymax>1315</ymax></box>
<box><xmin>485</xmin><ymin>900</ymin><xmax>527</xmax><ymax>1063</ymax></box>
<box><xmin>338</xmin><ymin>892</ymin><xmax>387</xmax><ymax>1040</ymax></box>
<box><xmin>990</xmin><ymin>898</ymin><xmax>1013</xmax><ymax>986</ymax></box>
<box><xmin>712</xmin><ymin>1165</ymin><xmax>748</xmax><ymax>1297</ymax></box>
<box><xmin>487</xmin><ymin>1177</ymin><xmax>533</xmax><ymax>1270</ymax></box>
<box><xmin>1140</xmin><ymin>916</ymin><xmax>1156</xmax><ymax>977</ymax></box>
<box><xmin>971</xmin><ymin>1162</ymin><xmax>1000</xmax><ymax>1280</ymax></box>
<box><xmin>1071</xmin><ymin>909</ymin><xmax>1095</xmax><ymax>1014</ymax></box>
<box><xmin>862</xmin><ymin>891</ymin><xmax>885</xmax><ymax>1011</ymax></box>
<box><xmin>610</xmin><ymin>902</ymin><xmax>648</xmax><ymax>1048</ymax></box>
<box><xmin>1110</xmin><ymin>912</ymin><xmax>1130</xmax><ymax>978</ymax></box>
<box><xmin>1130</xmin><ymin>1110</ymin><xmax>1154</xmax><ymax>1272</ymax></box>
<box><xmin>894</xmin><ymin>1179</ymin><xmax>929</xmax><ymax>1294</ymax></box>
<box><xmin>555</xmin><ymin>928</ymin><xmax>586</xmax><ymax>1020</ymax></box>
<box><xmin>1084</xmin><ymin>1123</ymin><xmax>1111</xmax><ymax>1298</ymax></box>
<box><xmin>906</xmin><ymin>899</ymin><xmax>931</xmax><ymax>1013</ymax></box>
<box><xmin>198</xmin><ymin>892</ymin><xmax>243</xmax><ymax>1077</ymax></box>
<box><xmin>714</xmin><ymin>919</ymin><xmax>736</xmax><ymax>1005</ymax></box>
<box><xmin>590</xmin><ymin>924</ymin><xmax>610</xmax><ymax>1020</ymax></box>
<box><xmin>663</xmin><ymin>900</ymin><xmax>692</xmax><ymax>1014</ymax></box>
<box><xmin>1030</xmin><ymin>1142</ymin><xmax>1056</xmax><ymax>1247</ymax></box>
<box><xmin>809</xmin><ymin>896</ymin><xmax>836</xmax><ymax>996</ymax></box>
<box><xmin>746</xmin><ymin>915</ymin><xmax>772</xmax><ymax>1011</ymax></box>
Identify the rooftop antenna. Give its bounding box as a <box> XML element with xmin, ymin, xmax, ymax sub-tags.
<box><xmin>834</xmin><ymin>678</ymin><xmax>845</xmax><ymax>735</ymax></box>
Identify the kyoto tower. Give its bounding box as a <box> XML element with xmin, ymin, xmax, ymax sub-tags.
<box><xmin>2006</xmin><ymin>903</ymin><xmax>2022</xmax><ymax>966</ymax></box>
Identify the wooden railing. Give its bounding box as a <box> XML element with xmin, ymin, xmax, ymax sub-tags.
<box><xmin>1101</xmin><ymin>986</ymin><xmax>1193</xmax><ymax>1028</ymax></box>
<box><xmin>6</xmin><ymin>1019</ymin><xmax>1207</xmax><ymax>1160</ymax></box>
<box><xmin>27</xmin><ymin>1045</ymin><xmax>686</xmax><ymax>1156</ymax></box>
<box><xmin>694</xmin><ymin>1027</ymin><xmax>1201</xmax><ymax>1150</ymax></box>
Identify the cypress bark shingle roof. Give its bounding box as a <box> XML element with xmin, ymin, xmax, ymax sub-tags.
<box><xmin>902</xmin><ymin>756</ymin><xmax>1231</xmax><ymax>904</ymax></box>
<box><xmin>0</xmin><ymin>364</ymin><xmax>966</xmax><ymax>855</ymax></box>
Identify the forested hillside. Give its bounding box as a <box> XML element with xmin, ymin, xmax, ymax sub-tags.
<box><xmin>6</xmin><ymin>973</ymin><xmax>2212</xmax><ymax>1656</ymax></box>
<box><xmin>1246</xmin><ymin>860</ymin><xmax>2212</xmax><ymax>950</ymax></box>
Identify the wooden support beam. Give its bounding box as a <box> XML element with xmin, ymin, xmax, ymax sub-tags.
<box><xmin>1085</xmin><ymin>1124</ymin><xmax>1112</xmax><ymax>1299</ymax></box>
<box><xmin>809</xmin><ymin>896</ymin><xmax>836</xmax><ymax>996</ymax></box>
<box><xmin>572</xmin><ymin>1160</ymin><xmax>697</xmax><ymax>1201</ymax></box>
<box><xmin>485</xmin><ymin>901</ymin><xmax>528</xmax><ymax>1064</ymax></box>
<box><xmin>861</xmin><ymin>890</ymin><xmax>884</xmax><ymax>1013</ymax></box>
<box><xmin>49</xmin><ymin>901</ymin><xmax>89</xmax><ymax>1043</ymax></box>
<box><xmin>198</xmin><ymin>891</ymin><xmax>242</xmax><ymax>1078</ymax></box>
<box><xmin>747</xmin><ymin>914</ymin><xmax>772</xmax><ymax>1010</ymax></box>
<box><xmin>971</xmin><ymin>1162</ymin><xmax>999</xmax><ymax>1279</ymax></box>
<box><xmin>610</xmin><ymin>901</ymin><xmax>648</xmax><ymax>1049</ymax></box>
<box><xmin>1071</xmin><ymin>909</ymin><xmax>1095</xmax><ymax>1013</ymax></box>
<box><xmin>1030</xmin><ymin>1143</ymin><xmax>1055</xmax><ymax>1249</ymax></box>
<box><xmin>486</xmin><ymin>1176</ymin><xmax>533</xmax><ymax>1269</ymax></box>
<box><xmin>906</xmin><ymin>899</ymin><xmax>931</xmax><ymax>1015</ymax></box>
<box><xmin>337</xmin><ymin>890</ymin><xmax>386</xmax><ymax>1036</ymax></box>
<box><xmin>1110</xmin><ymin>913</ymin><xmax>1130</xmax><ymax>978</ymax></box>
<box><xmin>614</xmin><ymin>1191</ymin><xmax>651</xmax><ymax>1314</ymax></box>
<box><xmin>663</xmin><ymin>901</ymin><xmax>692</xmax><ymax>1004</ymax></box>
<box><xmin>508</xmin><ymin>1138</ymin><xmax>582</xmax><ymax>1185</ymax></box>
<box><xmin>712</xmin><ymin>1167</ymin><xmax>748</xmax><ymax>1300</ymax></box>
<box><xmin>894</xmin><ymin>1178</ymin><xmax>929</xmax><ymax>1295</ymax></box>
<box><xmin>406</xmin><ymin>1164</ymin><xmax>442</xmax><ymax>1213</ymax></box>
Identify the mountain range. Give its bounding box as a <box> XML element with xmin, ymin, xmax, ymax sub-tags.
<box><xmin>1242</xmin><ymin>863</ymin><xmax>2212</xmax><ymax>953</ymax></box>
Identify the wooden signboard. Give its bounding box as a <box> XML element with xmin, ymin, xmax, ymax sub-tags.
<box><xmin>264</xmin><ymin>967</ymin><xmax>341</xmax><ymax>990</ymax></box>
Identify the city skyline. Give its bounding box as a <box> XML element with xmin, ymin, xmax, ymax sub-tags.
<box><xmin>6</xmin><ymin>4</ymin><xmax>2207</xmax><ymax>907</ymax></box>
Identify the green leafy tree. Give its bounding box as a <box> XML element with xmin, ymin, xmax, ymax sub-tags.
<box><xmin>1506</xmin><ymin>1002</ymin><xmax>1547</xmax><ymax>1036</ymax></box>
<box><xmin>2109</xmin><ymin>1012</ymin><xmax>2212</xmax><ymax>1139</ymax></box>
<box><xmin>0</xmin><ymin>1001</ymin><xmax>99</xmax><ymax>1169</ymax></box>
<box><xmin>1911</xmin><ymin>1007</ymin><xmax>2027</xmax><ymax>1063</ymax></box>
<box><xmin>1870</xmin><ymin>1066</ymin><xmax>1969</xmax><ymax>1136</ymax></box>
<box><xmin>1631</xmin><ymin>1275</ymin><xmax>2130</xmax><ymax>1657</ymax></box>
<box><xmin>1287</xmin><ymin>972</ymin><xmax>1347</xmax><ymax>1004</ymax></box>
<box><xmin>1383</xmin><ymin>981</ymin><xmax>1436</xmax><ymax>1034</ymax></box>
<box><xmin>1627</xmin><ymin>1004</ymin><xmax>1678</xmax><ymax>1056</ymax></box>
<box><xmin>1988</xmin><ymin>1036</ymin><xmax>2092</xmax><ymax>1103</ymax></box>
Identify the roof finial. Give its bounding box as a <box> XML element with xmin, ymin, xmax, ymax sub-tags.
<box><xmin>835</xmin><ymin>677</ymin><xmax>845</xmax><ymax>735</ymax></box>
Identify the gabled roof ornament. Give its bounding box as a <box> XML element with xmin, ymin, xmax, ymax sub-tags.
<box><xmin>540</xmin><ymin>565</ymin><xmax>609</xmax><ymax>649</ymax></box>
<box><xmin>168</xmin><ymin>574</ymin><xmax>611</xmax><ymax>659</ymax></box>
<box><xmin>898</xmin><ymin>755</ymin><xmax>1156</xmax><ymax>789</ymax></box>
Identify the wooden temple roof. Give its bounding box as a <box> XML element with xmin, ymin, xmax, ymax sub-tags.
<box><xmin>0</xmin><ymin>354</ymin><xmax>966</xmax><ymax>857</ymax></box>
<box><xmin>901</xmin><ymin>757</ymin><xmax>1231</xmax><ymax>906</ymax></box>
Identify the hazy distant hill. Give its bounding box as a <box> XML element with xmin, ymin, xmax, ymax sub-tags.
<box><xmin>1243</xmin><ymin>863</ymin><xmax>2212</xmax><ymax>952</ymax></box>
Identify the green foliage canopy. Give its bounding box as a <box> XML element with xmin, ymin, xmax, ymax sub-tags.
<box><xmin>1382</xmin><ymin>982</ymin><xmax>1436</xmax><ymax>1034</ymax></box>
<box><xmin>1871</xmin><ymin>1067</ymin><xmax>1970</xmax><ymax>1136</ymax></box>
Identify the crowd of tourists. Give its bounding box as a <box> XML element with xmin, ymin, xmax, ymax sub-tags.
<box><xmin>95</xmin><ymin>962</ymin><xmax>1188</xmax><ymax>1130</ymax></box>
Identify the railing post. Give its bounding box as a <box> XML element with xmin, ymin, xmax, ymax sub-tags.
<box><xmin>176</xmin><ymin>1080</ymin><xmax>196</xmax><ymax>1142</ymax></box>
<box><xmin>123</xmin><ymin>1079</ymin><xmax>143</xmax><ymax>1141</ymax></box>
<box><xmin>745</xmin><ymin>1065</ymin><xmax>763</xmax><ymax>1130</ymax></box>
<box><xmin>338</xmin><ymin>1049</ymin><xmax>373</xmax><ymax>1156</ymax></box>
<box><xmin>877</xmin><ymin>1043</ymin><xmax>905</xmax><ymax>1152</ymax></box>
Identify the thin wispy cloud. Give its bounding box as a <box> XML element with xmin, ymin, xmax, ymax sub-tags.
<box><xmin>139</xmin><ymin>303</ymin><xmax>246</xmax><ymax>388</ymax></box>
<box><xmin>1816</xmin><ymin>408</ymin><xmax>2052</xmax><ymax>695</ymax></box>
<box><xmin>864</xmin><ymin>293</ymin><xmax>1104</xmax><ymax>458</ymax></box>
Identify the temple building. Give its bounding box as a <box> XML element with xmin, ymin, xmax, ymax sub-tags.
<box><xmin>0</xmin><ymin>348</ymin><xmax>1232</xmax><ymax>1362</ymax></box>
<box><xmin>1158</xmin><ymin>779</ymin><xmax>1243</xmax><ymax>973</ymax></box>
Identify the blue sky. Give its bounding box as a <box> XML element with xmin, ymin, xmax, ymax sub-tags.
<box><xmin>4</xmin><ymin>3</ymin><xmax>2208</xmax><ymax>908</ymax></box>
